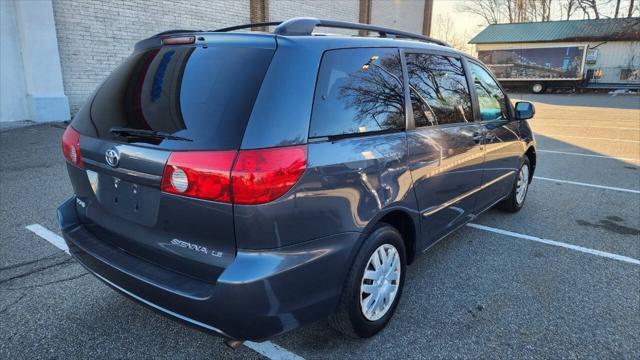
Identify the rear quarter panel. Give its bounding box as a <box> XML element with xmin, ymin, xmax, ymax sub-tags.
<box><xmin>234</xmin><ymin>133</ymin><xmax>418</xmax><ymax>250</ymax></box>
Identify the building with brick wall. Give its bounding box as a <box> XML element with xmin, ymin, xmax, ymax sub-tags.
<box><xmin>1</xmin><ymin>0</ymin><xmax>432</xmax><ymax>123</ymax></box>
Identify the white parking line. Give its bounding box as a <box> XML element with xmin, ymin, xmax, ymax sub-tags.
<box><xmin>245</xmin><ymin>341</ymin><xmax>305</xmax><ymax>360</ymax></box>
<box><xmin>534</xmin><ymin>176</ymin><xmax>640</xmax><ymax>194</ymax></box>
<box><xmin>539</xmin><ymin>134</ymin><xmax>640</xmax><ymax>143</ymax></box>
<box><xmin>467</xmin><ymin>223</ymin><xmax>640</xmax><ymax>266</ymax></box>
<box><xmin>537</xmin><ymin>150</ymin><xmax>640</xmax><ymax>163</ymax></box>
<box><xmin>533</xmin><ymin>123</ymin><xmax>639</xmax><ymax>131</ymax></box>
<box><xmin>25</xmin><ymin>224</ymin><xmax>305</xmax><ymax>360</ymax></box>
<box><xmin>533</xmin><ymin>118</ymin><xmax>640</xmax><ymax>124</ymax></box>
<box><xmin>26</xmin><ymin>224</ymin><xmax>69</xmax><ymax>254</ymax></box>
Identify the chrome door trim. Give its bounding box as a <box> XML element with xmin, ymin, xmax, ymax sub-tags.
<box><xmin>422</xmin><ymin>171</ymin><xmax>515</xmax><ymax>217</ymax></box>
<box><xmin>421</xmin><ymin>193</ymin><xmax>509</xmax><ymax>254</ymax></box>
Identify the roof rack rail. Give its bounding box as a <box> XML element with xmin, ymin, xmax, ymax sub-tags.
<box><xmin>274</xmin><ymin>17</ymin><xmax>450</xmax><ymax>47</ymax></box>
<box><xmin>213</xmin><ymin>21</ymin><xmax>283</xmax><ymax>32</ymax></box>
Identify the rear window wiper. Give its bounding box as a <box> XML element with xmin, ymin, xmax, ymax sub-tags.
<box><xmin>110</xmin><ymin>127</ymin><xmax>193</xmax><ymax>142</ymax></box>
<box><xmin>309</xmin><ymin>128</ymin><xmax>402</xmax><ymax>143</ymax></box>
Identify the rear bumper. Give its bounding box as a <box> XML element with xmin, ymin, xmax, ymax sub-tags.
<box><xmin>58</xmin><ymin>197</ymin><xmax>360</xmax><ymax>341</ymax></box>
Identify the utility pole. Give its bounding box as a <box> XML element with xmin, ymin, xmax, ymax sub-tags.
<box><xmin>359</xmin><ymin>0</ymin><xmax>372</xmax><ymax>36</ymax></box>
<box><xmin>250</xmin><ymin>0</ymin><xmax>269</xmax><ymax>31</ymax></box>
<box><xmin>423</xmin><ymin>0</ymin><xmax>434</xmax><ymax>36</ymax></box>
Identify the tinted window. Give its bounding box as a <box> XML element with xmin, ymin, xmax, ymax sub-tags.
<box><xmin>310</xmin><ymin>48</ymin><xmax>404</xmax><ymax>138</ymax></box>
<box><xmin>406</xmin><ymin>53</ymin><xmax>472</xmax><ymax>127</ymax></box>
<box><xmin>468</xmin><ymin>62</ymin><xmax>508</xmax><ymax>121</ymax></box>
<box><xmin>72</xmin><ymin>45</ymin><xmax>274</xmax><ymax>150</ymax></box>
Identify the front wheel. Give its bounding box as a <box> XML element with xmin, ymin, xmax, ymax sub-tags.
<box><xmin>329</xmin><ymin>224</ymin><xmax>406</xmax><ymax>338</ymax></box>
<box><xmin>498</xmin><ymin>157</ymin><xmax>531</xmax><ymax>212</ymax></box>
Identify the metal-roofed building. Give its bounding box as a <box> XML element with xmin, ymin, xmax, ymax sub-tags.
<box><xmin>469</xmin><ymin>18</ymin><xmax>640</xmax><ymax>92</ymax></box>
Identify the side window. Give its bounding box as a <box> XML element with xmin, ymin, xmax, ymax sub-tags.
<box><xmin>310</xmin><ymin>48</ymin><xmax>404</xmax><ymax>138</ymax></box>
<box><xmin>405</xmin><ymin>53</ymin><xmax>472</xmax><ymax>127</ymax></box>
<box><xmin>468</xmin><ymin>62</ymin><xmax>509</xmax><ymax>121</ymax></box>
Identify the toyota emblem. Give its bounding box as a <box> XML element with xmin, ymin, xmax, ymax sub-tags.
<box><xmin>105</xmin><ymin>147</ymin><xmax>120</xmax><ymax>168</ymax></box>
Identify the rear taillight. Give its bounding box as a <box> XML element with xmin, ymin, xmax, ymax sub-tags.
<box><xmin>231</xmin><ymin>145</ymin><xmax>307</xmax><ymax>205</ymax></box>
<box><xmin>161</xmin><ymin>151</ymin><xmax>236</xmax><ymax>202</ymax></box>
<box><xmin>61</xmin><ymin>125</ymin><xmax>83</xmax><ymax>168</ymax></box>
<box><xmin>160</xmin><ymin>145</ymin><xmax>307</xmax><ymax>204</ymax></box>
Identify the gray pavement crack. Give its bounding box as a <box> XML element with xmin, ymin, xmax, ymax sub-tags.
<box><xmin>0</xmin><ymin>257</ymin><xmax>75</xmax><ymax>286</ymax></box>
<box><xmin>0</xmin><ymin>292</ymin><xmax>26</xmax><ymax>315</ymax></box>
<box><xmin>3</xmin><ymin>272</ymin><xmax>89</xmax><ymax>291</ymax></box>
<box><xmin>0</xmin><ymin>253</ymin><xmax>63</xmax><ymax>272</ymax></box>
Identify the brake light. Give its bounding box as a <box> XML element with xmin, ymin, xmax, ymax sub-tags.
<box><xmin>232</xmin><ymin>145</ymin><xmax>307</xmax><ymax>205</ymax></box>
<box><xmin>161</xmin><ymin>151</ymin><xmax>236</xmax><ymax>202</ymax></box>
<box><xmin>162</xmin><ymin>36</ymin><xmax>195</xmax><ymax>45</ymax></box>
<box><xmin>160</xmin><ymin>145</ymin><xmax>307</xmax><ymax>204</ymax></box>
<box><xmin>61</xmin><ymin>125</ymin><xmax>83</xmax><ymax>168</ymax></box>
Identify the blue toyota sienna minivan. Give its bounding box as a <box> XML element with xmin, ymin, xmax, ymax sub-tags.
<box><xmin>58</xmin><ymin>18</ymin><xmax>536</xmax><ymax>344</ymax></box>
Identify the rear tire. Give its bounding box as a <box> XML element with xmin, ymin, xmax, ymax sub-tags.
<box><xmin>531</xmin><ymin>83</ymin><xmax>545</xmax><ymax>94</ymax></box>
<box><xmin>329</xmin><ymin>224</ymin><xmax>406</xmax><ymax>338</ymax></box>
<box><xmin>497</xmin><ymin>157</ymin><xmax>531</xmax><ymax>213</ymax></box>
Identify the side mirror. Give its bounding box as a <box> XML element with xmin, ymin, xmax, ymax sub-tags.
<box><xmin>515</xmin><ymin>101</ymin><xmax>535</xmax><ymax>120</ymax></box>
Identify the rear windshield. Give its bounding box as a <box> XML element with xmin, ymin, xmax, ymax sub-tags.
<box><xmin>73</xmin><ymin>45</ymin><xmax>274</xmax><ymax>150</ymax></box>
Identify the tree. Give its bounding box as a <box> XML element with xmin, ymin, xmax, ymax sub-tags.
<box><xmin>458</xmin><ymin>0</ymin><xmax>503</xmax><ymax>24</ymax></box>
<box><xmin>460</xmin><ymin>0</ymin><xmax>629</xmax><ymax>24</ymax></box>
<box><xmin>432</xmin><ymin>14</ymin><xmax>473</xmax><ymax>53</ymax></box>
<box><xmin>460</xmin><ymin>0</ymin><xmax>562</xmax><ymax>24</ymax></box>
<box><xmin>577</xmin><ymin>0</ymin><xmax>610</xmax><ymax>19</ymax></box>
<box><xmin>433</xmin><ymin>14</ymin><xmax>456</xmax><ymax>45</ymax></box>
<box><xmin>560</xmin><ymin>0</ymin><xmax>579</xmax><ymax>20</ymax></box>
<box><xmin>538</xmin><ymin>0</ymin><xmax>554</xmax><ymax>21</ymax></box>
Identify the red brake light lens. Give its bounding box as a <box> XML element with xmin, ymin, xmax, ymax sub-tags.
<box><xmin>61</xmin><ymin>125</ymin><xmax>84</xmax><ymax>168</ymax></box>
<box><xmin>162</xmin><ymin>36</ymin><xmax>195</xmax><ymax>45</ymax></box>
<box><xmin>160</xmin><ymin>145</ymin><xmax>307</xmax><ymax>204</ymax></box>
<box><xmin>231</xmin><ymin>145</ymin><xmax>307</xmax><ymax>205</ymax></box>
<box><xmin>161</xmin><ymin>151</ymin><xmax>236</xmax><ymax>202</ymax></box>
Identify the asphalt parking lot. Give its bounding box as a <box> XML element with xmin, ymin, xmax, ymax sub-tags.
<box><xmin>1</xmin><ymin>93</ymin><xmax>639</xmax><ymax>359</ymax></box>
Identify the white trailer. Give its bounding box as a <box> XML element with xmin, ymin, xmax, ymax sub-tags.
<box><xmin>476</xmin><ymin>43</ymin><xmax>588</xmax><ymax>93</ymax></box>
<box><xmin>475</xmin><ymin>41</ymin><xmax>640</xmax><ymax>93</ymax></box>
